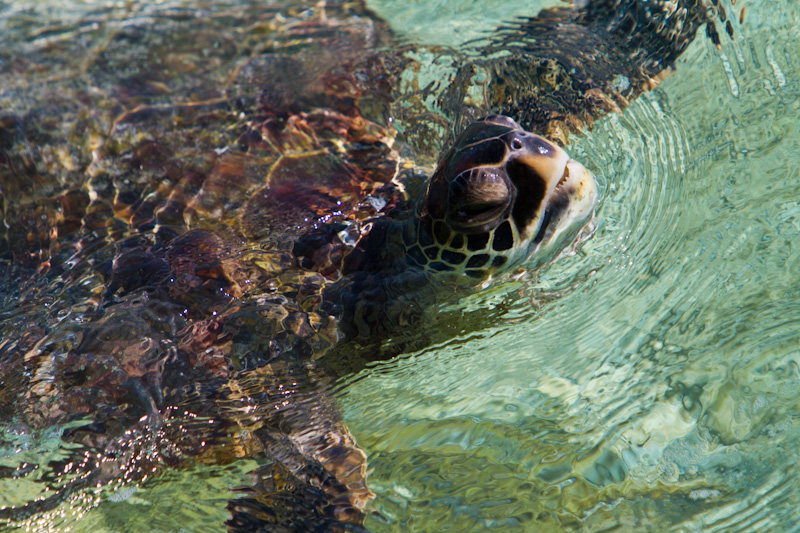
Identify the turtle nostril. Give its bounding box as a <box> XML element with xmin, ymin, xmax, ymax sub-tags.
<box><xmin>511</xmin><ymin>138</ymin><xmax>523</xmax><ymax>150</ymax></box>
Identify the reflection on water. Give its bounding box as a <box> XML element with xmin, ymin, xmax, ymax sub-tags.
<box><xmin>1</xmin><ymin>0</ymin><xmax>799</xmax><ymax>530</ymax></box>
<box><xmin>351</xmin><ymin>0</ymin><xmax>800</xmax><ymax>530</ymax></box>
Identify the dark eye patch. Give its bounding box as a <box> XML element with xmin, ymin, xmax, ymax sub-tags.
<box><xmin>507</xmin><ymin>159</ymin><xmax>546</xmax><ymax>231</ymax></box>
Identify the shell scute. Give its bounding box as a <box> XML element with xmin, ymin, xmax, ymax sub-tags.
<box><xmin>240</xmin><ymin>110</ymin><xmax>399</xmax><ymax>243</ymax></box>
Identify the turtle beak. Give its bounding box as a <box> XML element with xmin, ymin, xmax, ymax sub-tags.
<box><xmin>535</xmin><ymin>157</ymin><xmax>598</xmax><ymax>249</ymax></box>
<box><xmin>512</xmin><ymin>136</ymin><xmax>597</xmax><ymax>246</ymax></box>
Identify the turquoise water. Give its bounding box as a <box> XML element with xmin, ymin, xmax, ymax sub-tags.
<box><xmin>355</xmin><ymin>0</ymin><xmax>800</xmax><ymax>530</ymax></box>
<box><xmin>2</xmin><ymin>0</ymin><xmax>799</xmax><ymax>531</ymax></box>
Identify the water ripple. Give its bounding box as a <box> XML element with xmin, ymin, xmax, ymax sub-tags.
<box><xmin>341</xmin><ymin>4</ymin><xmax>800</xmax><ymax>530</ymax></box>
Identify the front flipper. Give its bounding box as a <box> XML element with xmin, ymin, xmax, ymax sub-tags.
<box><xmin>446</xmin><ymin>0</ymin><xmax>729</xmax><ymax>142</ymax></box>
<box><xmin>226</xmin><ymin>449</ymin><xmax>371</xmax><ymax>533</ymax></box>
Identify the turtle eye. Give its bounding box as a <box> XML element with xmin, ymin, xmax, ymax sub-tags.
<box><xmin>447</xmin><ymin>168</ymin><xmax>510</xmax><ymax>231</ymax></box>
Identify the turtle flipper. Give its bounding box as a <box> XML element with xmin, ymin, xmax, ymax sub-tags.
<box><xmin>226</xmin><ymin>449</ymin><xmax>372</xmax><ymax>533</ymax></box>
<box><xmin>446</xmin><ymin>0</ymin><xmax>728</xmax><ymax>142</ymax></box>
<box><xmin>221</xmin><ymin>364</ymin><xmax>374</xmax><ymax>532</ymax></box>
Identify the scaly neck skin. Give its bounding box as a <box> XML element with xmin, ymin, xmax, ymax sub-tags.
<box><xmin>321</xmin><ymin>211</ymin><xmax>472</xmax><ymax>347</ymax></box>
<box><xmin>340</xmin><ymin>215</ymin><xmax>417</xmax><ymax>276</ymax></box>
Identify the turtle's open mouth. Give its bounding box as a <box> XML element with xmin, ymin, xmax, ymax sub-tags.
<box><xmin>554</xmin><ymin>164</ymin><xmax>570</xmax><ymax>192</ymax></box>
<box><xmin>532</xmin><ymin>158</ymin><xmax>598</xmax><ymax>253</ymax></box>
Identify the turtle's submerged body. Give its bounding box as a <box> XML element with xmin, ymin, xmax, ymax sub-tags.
<box><xmin>0</xmin><ymin>0</ymin><xmax>726</xmax><ymax>530</ymax></box>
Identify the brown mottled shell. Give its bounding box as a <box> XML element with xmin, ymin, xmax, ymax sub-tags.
<box><xmin>0</xmin><ymin>0</ymin><xmax>407</xmax><ymax>432</ymax></box>
<box><xmin>0</xmin><ymin>6</ymin><xmax>409</xmax><ymax>524</ymax></box>
<box><xmin>238</xmin><ymin>111</ymin><xmax>401</xmax><ymax>243</ymax></box>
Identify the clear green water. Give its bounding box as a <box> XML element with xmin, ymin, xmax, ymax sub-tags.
<box><xmin>2</xmin><ymin>0</ymin><xmax>799</xmax><ymax>531</ymax></box>
<box><xmin>368</xmin><ymin>0</ymin><xmax>556</xmax><ymax>45</ymax></box>
<box><xmin>357</xmin><ymin>0</ymin><xmax>800</xmax><ymax>530</ymax></box>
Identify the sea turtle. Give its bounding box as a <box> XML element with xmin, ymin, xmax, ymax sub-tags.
<box><xmin>0</xmin><ymin>0</ymin><xmax>727</xmax><ymax>530</ymax></box>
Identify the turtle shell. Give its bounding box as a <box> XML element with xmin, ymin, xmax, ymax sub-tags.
<box><xmin>0</xmin><ymin>2</ymin><xmax>411</xmax><ymax>420</ymax></box>
<box><xmin>0</xmin><ymin>2</ymin><xmax>407</xmax><ymax>528</ymax></box>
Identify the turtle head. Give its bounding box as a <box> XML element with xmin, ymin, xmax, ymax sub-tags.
<box><xmin>413</xmin><ymin>115</ymin><xmax>597</xmax><ymax>277</ymax></box>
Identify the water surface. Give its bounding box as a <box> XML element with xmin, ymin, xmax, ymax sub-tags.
<box><xmin>356</xmin><ymin>0</ymin><xmax>800</xmax><ymax>530</ymax></box>
<box><xmin>1</xmin><ymin>0</ymin><xmax>799</xmax><ymax>531</ymax></box>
